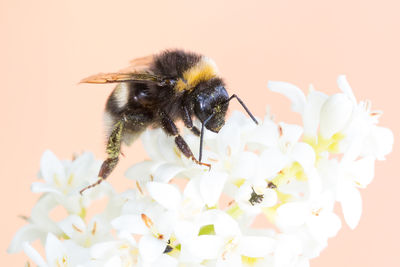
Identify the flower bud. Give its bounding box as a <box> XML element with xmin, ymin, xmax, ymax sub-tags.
<box><xmin>319</xmin><ymin>93</ymin><xmax>353</xmax><ymax>139</ymax></box>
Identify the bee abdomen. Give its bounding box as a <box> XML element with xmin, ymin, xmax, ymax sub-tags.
<box><xmin>106</xmin><ymin>83</ymin><xmax>131</xmax><ymax>113</ymax></box>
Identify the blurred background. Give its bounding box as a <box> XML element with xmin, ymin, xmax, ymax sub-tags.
<box><xmin>1</xmin><ymin>0</ymin><xmax>399</xmax><ymax>266</ymax></box>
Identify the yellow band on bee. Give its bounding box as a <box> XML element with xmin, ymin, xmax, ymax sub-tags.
<box><xmin>175</xmin><ymin>57</ymin><xmax>219</xmax><ymax>92</ymax></box>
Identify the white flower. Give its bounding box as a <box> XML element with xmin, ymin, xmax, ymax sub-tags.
<box><xmin>186</xmin><ymin>210</ymin><xmax>276</xmax><ymax>266</ymax></box>
<box><xmin>88</xmin><ymin>232</ymin><xmax>139</xmax><ymax>267</ymax></box>
<box><xmin>58</xmin><ymin>215</ymin><xmax>113</xmax><ymax>247</ymax></box>
<box><xmin>8</xmin><ymin>194</ymin><xmax>61</xmax><ymax>253</ymax></box>
<box><xmin>32</xmin><ymin>150</ymin><xmax>112</xmax><ymax>215</ymax></box>
<box><xmin>336</xmin><ymin>156</ymin><xmax>375</xmax><ymax>229</ymax></box>
<box><xmin>268</xmin><ymin>76</ymin><xmax>394</xmax><ymax>162</ymax></box>
<box><xmin>273</xmin><ymin>234</ymin><xmax>310</xmax><ymax>267</ymax></box>
<box><xmin>276</xmin><ymin>192</ymin><xmax>341</xmax><ymax>244</ymax></box>
<box><xmin>235</xmin><ymin>180</ymin><xmax>278</xmax><ymax>216</ymax></box>
<box><xmin>23</xmin><ymin>233</ymin><xmax>90</xmax><ymax>267</ymax></box>
<box><xmin>9</xmin><ymin>76</ymin><xmax>393</xmax><ymax>267</ymax></box>
<box><xmin>337</xmin><ymin>76</ymin><xmax>393</xmax><ymax>162</ymax></box>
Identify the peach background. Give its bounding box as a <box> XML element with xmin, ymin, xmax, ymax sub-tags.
<box><xmin>1</xmin><ymin>0</ymin><xmax>399</xmax><ymax>266</ymax></box>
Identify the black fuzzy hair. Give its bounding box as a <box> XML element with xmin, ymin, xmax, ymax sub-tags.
<box><xmin>151</xmin><ymin>49</ymin><xmax>202</xmax><ymax>78</ymax></box>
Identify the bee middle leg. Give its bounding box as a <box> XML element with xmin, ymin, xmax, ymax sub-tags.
<box><xmin>160</xmin><ymin>111</ymin><xmax>210</xmax><ymax>169</ymax></box>
<box><xmin>80</xmin><ymin>119</ymin><xmax>125</xmax><ymax>194</ymax></box>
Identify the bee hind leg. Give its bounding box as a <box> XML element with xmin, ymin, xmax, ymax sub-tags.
<box><xmin>80</xmin><ymin>119</ymin><xmax>125</xmax><ymax>195</ymax></box>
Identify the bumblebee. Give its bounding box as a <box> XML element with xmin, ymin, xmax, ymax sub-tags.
<box><xmin>80</xmin><ymin>49</ymin><xmax>257</xmax><ymax>194</ymax></box>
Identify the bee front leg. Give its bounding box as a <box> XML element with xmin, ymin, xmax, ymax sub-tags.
<box><xmin>80</xmin><ymin>119</ymin><xmax>125</xmax><ymax>194</ymax></box>
<box><xmin>182</xmin><ymin>106</ymin><xmax>200</xmax><ymax>136</ymax></box>
<box><xmin>160</xmin><ymin>111</ymin><xmax>210</xmax><ymax>169</ymax></box>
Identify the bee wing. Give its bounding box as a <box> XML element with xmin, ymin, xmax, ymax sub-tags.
<box><xmin>80</xmin><ymin>55</ymin><xmax>160</xmax><ymax>84</ymax></box>
<box><xmin>80</xmin><ymin>72</ymin><xmax>162</xmax><ymax>84</ymax></box>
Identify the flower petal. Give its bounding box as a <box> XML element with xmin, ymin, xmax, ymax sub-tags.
<box><xmin>70</xmin><ymin>152</ymin><xmax>97</xmax><ymax>180</ymax></box>
<box><xmin>319</xmin><ymin>93</ymin><xmax>353</xmax><ymax>139</ymax></box>
<box><xmin>339</xmin><ymin>183</ymin><xmax>362</xmax><ymax>229</ymax></box>
<box><xmin>217</xmin><ymin>123</ymin><xmax>242</xmax><ymax>156</ymax></box>
<box><xmin>104</xmin><ymin>256</ymin><xmax>121</xmax><ymax>267</ymax></box>
<box><xmin>152</xmin><ymin>163</ymin><xmax>185</xmax><ymax>183</ymax></box>
<box><xmin>216</xmin><ymin>253</ymin><xmax>242</xmax><ymax>267</ymax></box>
<box><xmin>188</xmin><ymin>235</ymin><xmax>224</xmax><ymax>260</ymax></box>
<box><xmin>31</xmin><ymin>182</ymin><xmax>61</xmax><ymax>195</ymax></box>
<box><xmin>303</xmin><ymin>88</ymin><xmax>328</xmax><ymax>138</ymax></box>
<box><xmin>125</xmin><ymin>160</ymin><xmax>161</xmax><ymax>182</ymax></box>
<box><xmin>152</xmin><ymin>254</ymin><xmax>178</xmax><ymax>267</ymax></box>
<box><xmin>349</xmin><ymin>156</ymin><xmax>375</xmax><ymax>188</ymax></box>
<box><xmin>138</xmin><ymin>235</ymin><xmax>165</xmax><ymax>263</ymax></box>
<box><xmin>291</xmin><ymin>142</ymin><xmax>315</xmax><ymax>172</ymax></box>
<box><xmin>307</xmin><ymin>212</ymin><xmax>341</xmax><ymax>243</ymax></box>
<box><xmin>30</xmin><ymin>194</ymin><xmax>61</xmax><ymax>235</ymax></box>
<box><xmin>90</xmin><ymin>241</ymin><xmax>119</xmax><ymax>259</ymax></box>
<box><xmin>8</xmin><ymin>224</ymin><xmax>44</xmax><ymax>253</ymax></box>
<box><xmin>40</xmin><ymin>150</ymin><xmax>66</xmax><ymax>183</ymax></box>
<box><xmin>239</xmin><ymin>235</ymin><xmax>276</xmax><ymax>257</ymax></box>
<box><xmin>259</xmin><ymin>148</ymin><xmax>289</xmax><ymax>178</ymax></box>
<box><xmin>337</xmin><ymin>75</ymin><xmax>357</xmax><ymax>105</ymax></box>
<box><xmin>276</xmin><ymin>202</ymin><xmax>308</xmax><ymax>228</ymax></box>
<box><xmin>268</xmin><ymin>81</ymin><xmax>306</xmax><ymax>114</ymax></box>
<box><xmin>23</xmin><ymin>242</ymin><xmax>47</xmax><ymax>267</ymax></box>
<box><xmin>58</xmin><ymin>215</ymin><xmax>86</xmax><ymax>239</ymax></box>
<box><xmin>174</xmin><ymin>220</ymin><xmax>199</xmax><ymax>244</ymax></box>
<box><xmin>112</xmin><ymin>215</ymin><xmax>148</xmax><ymax>235</ymax></box>
<box><xmin>147</xmin><ymin>182</ymin><xmax>182</xmax><ymax>211</ymax></box>
<box><xmin>45</xmin><ymin>233</ymin><xmax>66</xmax><ymax>264</ymax></box>
<box><xmin>200</xmin><ymin>171</ymin><xmax>227</xmax><ymax>207</ymax></box>
<box><xmin>369</xmin><ymin>126</ymin><xmax>394</xmax><ymax>160</ymax></box>
<box><xmin>213</xmin><ymin>212</ymin><xmax>241</xmax><ymax>237</ymax></box>
<box><xmin>247</xmin><ymin>119</ymin><xmax>279</xmax><ymax>148</ymax></box>
<box><xmin>279</xmin><ymin>123</ymin><xmax>303</xmax><ymax>147</ymax></box>
<box><xmin>231</xmin><ymin>152</ymin><xmax>258</xmax><ymax>179</ymax></box>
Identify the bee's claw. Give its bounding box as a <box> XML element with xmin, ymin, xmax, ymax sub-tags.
<box><xmin>192</xmin><ymin>157</ymin><xmax>211</xmax><ymax>170</ymax></box>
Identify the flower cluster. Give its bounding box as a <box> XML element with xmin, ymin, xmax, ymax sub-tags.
<box><xmin>9</xmin><ymin>76</ymin><xmax>393</xmax><ymax>267</ymax></box>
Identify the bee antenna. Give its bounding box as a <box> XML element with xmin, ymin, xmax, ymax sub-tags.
<box><xmin>225</xmin><ymin>94</ymin><xmax>258</xmax><ymax>124</ymax></box>
<box><xmin>199</xmin><ymin>113</ymin><xmax>215</xmax><ymax>162</ymax></box>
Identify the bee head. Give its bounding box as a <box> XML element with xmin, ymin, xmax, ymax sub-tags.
<box><xmin>192</xmin><ymin>79</ymin><xmax>229</xmax><ymax>133</ymax></box>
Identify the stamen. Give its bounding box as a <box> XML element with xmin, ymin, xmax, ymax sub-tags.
<box><xmin>136</xmin><ymin>181</ymin><xmax>144</xmax><ymax>195</ymax></box>
<box><xmin>267</xmin><ymin>182</ymin><xmax>277</xmax><ymax>189</ymax></box>
<box><xmin>312</xmin><ymin>208</ymin><xmax>323</xmax><ymax>216</ymax></box>
<box><xmin>278</xmin><ymin>124</ymin><xmax>283</xmax><ymax>137</ymax></box>
<box><xmin>91</xmin><ymin>222</ymin><xmax>97</xmax><ymax>235</ymax></box>
<box><xmin>141</xmin><ymin>214</ymin><xmax>153</xmax><ymax>228</ymax></box>
<box><xmin>72</xmin><ymin>224</ymin><xmax>83</xmax><ymax>233</ymax></box>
